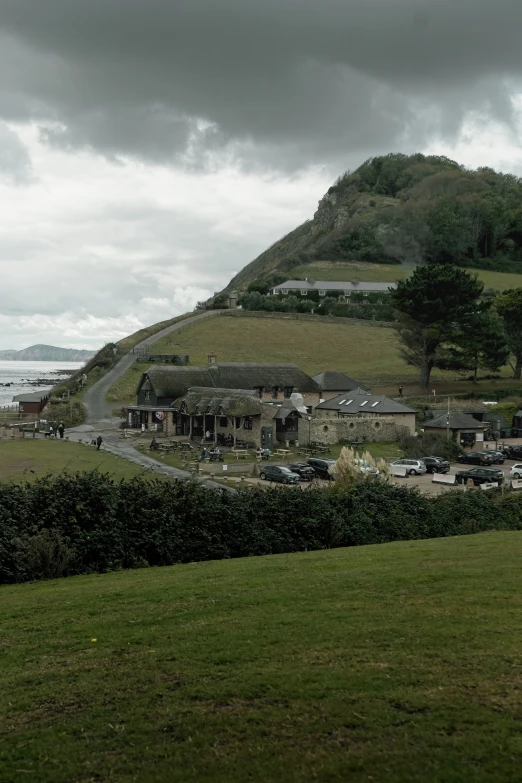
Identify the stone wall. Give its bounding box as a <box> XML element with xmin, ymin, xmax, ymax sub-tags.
<box><xmin>298</xmin><ymin>415</ymin><xmax>409</xmax><ymax>445</ymax></box>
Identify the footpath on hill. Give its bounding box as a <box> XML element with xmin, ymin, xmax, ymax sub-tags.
<box><xmin>79</xmin><ymin>309</ymin><xmax>223</xmax><ymax>485</ymax></box>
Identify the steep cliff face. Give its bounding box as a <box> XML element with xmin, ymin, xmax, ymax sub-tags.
<box><xmin>0</xmin><ymin>344</ymin><xmax>96</xmax><ymax>361</ymax></box>
<box><xmin>224</xmin><ymin>152</ymin><xmax>522</xmax><ymax>292</ymax></box>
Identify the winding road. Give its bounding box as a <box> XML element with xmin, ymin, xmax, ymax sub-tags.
<box><xmin>83</xmin><ymin>309</ymin><xmax>219</xmax><ymax>422</ymax></box>
<box><xmin>75</xmin><ymin>309</ymin><xmax>224</xmax><ymax>484</ymax></box>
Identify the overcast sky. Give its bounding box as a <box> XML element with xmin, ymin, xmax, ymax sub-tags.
<box><xmin>1</xmin><ymin>0</ymin><xmax>522</xmax><ymax>350</ymax></box>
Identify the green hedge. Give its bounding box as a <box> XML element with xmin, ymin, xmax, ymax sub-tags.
<box><xmin>1</xmin><ymin>474</ymin><xmax>522</xmax><ymax>584</ymax></box>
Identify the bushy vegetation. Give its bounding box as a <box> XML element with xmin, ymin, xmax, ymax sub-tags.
<box><xmin>238</xmin><ymin>286</ymin><xmax>394</xmax><ymax>321</ymax></box>
<box><xmin>226</xmin><ymin>153</ymin><xmax>522</xmax><ymax>294</ymax></box>
<box><xmin>400</xmin><ymin>432</ymin><xmax>463</xmax><ymax>462</ymax></box>
<box><xmin>2</xmin><ymin>472</ymin><xmax>522</xmax><ymax>584</ymax></box>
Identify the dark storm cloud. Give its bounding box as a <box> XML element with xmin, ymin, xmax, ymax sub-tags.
<box><xmin>0</xmin><ymin>0</ymin><xmax>521</xmax><ymax>166</ymax></box>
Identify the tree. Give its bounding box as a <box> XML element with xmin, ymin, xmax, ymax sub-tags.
<box><xmin>390</xmin><ymin>265</ymin><xmax>484</xmax><ymax>389</ymax></box>
<box><xmin>439</xmin><ymin>308</ymin><xmax>509</xmax><ymax>381</ymax></box>
<box><xmin>495</xmin><ymin>289</ymin><xmax>522</xmax><ymax>379</ymax></box>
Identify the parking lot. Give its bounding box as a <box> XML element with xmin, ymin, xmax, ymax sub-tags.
<box><xmin>391</xmin><ymin>446</ymin><xmax>522</xmax><ymax>495</ymax></box>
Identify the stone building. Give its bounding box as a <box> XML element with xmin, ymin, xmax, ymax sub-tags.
<box><xmin>313</xmin><ymin>389</ymin><xmax>416</xmax><ymax>435</ymax></box>
<box><xmin>169</xmin><ymin>387</ymin><xmax>277</xmax><ymax>448</ymax></box>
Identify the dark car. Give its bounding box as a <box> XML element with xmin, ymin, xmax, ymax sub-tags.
<box><xmin>487</xmin><ymin>450</ymin><xmax>506</xmax><ymax>464</ymax></box>
<box><xmin>259</xmin><ymin>465</ymin><xmax>300</xmax><ymax>484</ymax></box>
<box><xmin>457</xmin><ymin>451</ymin><xmax>494</xmax><ymax>466</ymax></box>
<box><xmin>307</xmin><ymin>457</ymin><xmax>338</xmax><ymax>480</ymax></box>
<box><xmin>503</xmin><ymin>445</ymin><xmax>522</xmax><ymax>460</ymax></box>
<box><xmin>422</xmin><ymin>456</ymin><xmax>450</xmax><ymax>474</ymax></box>
<box><xmin>455</xmin><ymin>467</ymin><xmax>504</xmax><ymax>485</ymax></box>
<box><xmin>288</xmin><ymin>462</ymin><xmax>316</xmax><ymax>481</ymax></box>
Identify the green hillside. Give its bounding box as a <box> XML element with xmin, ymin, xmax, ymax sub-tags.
<box><xmin>106</xmin><ymin>313</ymin><xmax>522</xmax><ymax>404</ymax></box>
<box><xmin>3</xmin><ymin>532</ymin><xmax>522</xmax><ymax>782</ymax></box>
<box><xmin>225</xmin><ymin>153</ymin><xmax>522</xmax><ymax>292</ymax></box>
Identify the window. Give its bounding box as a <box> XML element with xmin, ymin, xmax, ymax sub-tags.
<box><xmin>300</xmin><ymin>290</ymin><xmax>308</xmax><ymax>296</ymax></box>
<box><xmin>235</xmin><ymin>417</ymin><xmax>241</xmax><ymax>428</ymax></box>
<box><xmin>219</xmin><ymin>416</ymin><xmax>228</xmax><ymax>427</ymax></box>
<box><xmin>144</xmin><ymin>391</ymin><xmax>150</xmax><ymax>402</ymax></box>
<box><xmin>284</xmin><ymin>386</ymin><xmax>293</xmax><ymax>398</ymax></box>
<box><xmin>255</xmin><ymin>386</ymin><xmax>263</xmax><ymax>399</ymax></box>
<box><xmin>360</xmin><ymin>400</ymin><xmax>368</xmax><ymax>407</ymax></box>
<box><xmin>281</xmin><ymin>289</ymin><xmax>288</xmax><ymax>295</ymax></box>
<box><xmin>318</xmin><ymin>290</ymin><xmax>326</xmax><ymax>297</ymax></box>
<box><xmin>244</xmin><ymin>416</ymin><xmax>253</xmax><ymax>430</ymax></box>
<box><xmin>371</xmin><ymin>401</ymin><xmax>379</xmax><ymax>407</ymax></box>
<box><xmin>345</xmin><ymin>291</ymin><xmax>351</xmax><ymax>297</ymax></box>
<box><xmin>272</xmin><ymin>387</ymin><xmax>279</xmax><ymax>399</ymax></box>
<box><xmin>363</xmin><ymin>291</ymin><xmax>369</xmax><ymax>296</ymax></box>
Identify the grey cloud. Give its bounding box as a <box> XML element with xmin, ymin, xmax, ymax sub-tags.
<box><xmin>0</xmin><ymin>121</ymin><xmax>31</xmax><ymax>181</ymax></box>
<box><xmin>0</xmin><ymin>0</ymin><xmax>521</xmax><ymax>168</ymax></box>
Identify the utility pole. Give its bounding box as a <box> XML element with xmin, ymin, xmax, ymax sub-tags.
<box><xmin>446</xmin><ymin>397</ymin><xmax>450</xmax><ymax>441</ymax></box>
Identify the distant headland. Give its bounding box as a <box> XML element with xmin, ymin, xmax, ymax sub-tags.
<box><xmin>0</xmin><ymin>344</ymin><xmax>96</xmax><ymax>362</ymax></box>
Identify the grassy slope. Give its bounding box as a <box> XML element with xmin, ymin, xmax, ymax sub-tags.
<box><xmin>106</xmin><ymin>314</ymin><xmax>522</xmax><ymax>405</ymax></box>
<box><xmin>291</xmin><ymin>261</ymin><xmax>522</xmax><ymax>291</ymax></box>
<box><xmin>2</xmin><ymin>532</ymin><xmax>522</xmax><ymax>782</ymax></box>
<box><xmin>0</xmin><ymin>440</ymin><xmax>157</xmax><ymax>482</ymax></box>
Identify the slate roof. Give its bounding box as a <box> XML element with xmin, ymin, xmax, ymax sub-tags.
<box><xmin>138</xmin><ymin>363</ymin><xmax>320</xmax><ymax>398</ymax></box>
<box><xmin>312</xmin><ymin>371</ymin><xmax>368</xmax><ymax>392</ymax></box>
<box><xmin>482</xmin><ymin>411</ymin><xmax>510</xmax><ymax>428</ymax></box>
<box><xmin>172</xmin><ymin>387</ymin><xmax>266</xmax><ymax>416</ymax></box>
<box><xmin>273</xmin><ymin>280</ymin><xmax>395</xmax><ymax>293</ymax></box>
<box><xmin>12</xmin><ymin>391</ymin><xmax>49</xmax><ymax>403</ymax></box>
<box><xmin>315</xmin><ymin>390</ymin><xmax>416</xmax><ymax>414</ymax></box>
<box><xmin>423</xmin><ymin>412</ymin><xmax>486</xmax><ymax>430</ymax></box>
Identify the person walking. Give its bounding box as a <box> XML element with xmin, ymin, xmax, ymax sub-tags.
<box><xmin>58</xmin><ymin>422</ymin><xmax>65</xmax><ymax>439</ymax></box>
<box><xmin>398</xmin><ymin>385</ymin><xmax>403</xmax><ymax>399</ymax></box>
<box><xmin>96</xmin><ymin>435</ymin><xmax>103</xmax><ymax>450</ymax></box>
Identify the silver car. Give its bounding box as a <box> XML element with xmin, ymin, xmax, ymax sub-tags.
<box><xmin>390</xmin><ymin>458</ymin><xmax>427</xmax><ymax>476</ymax></box>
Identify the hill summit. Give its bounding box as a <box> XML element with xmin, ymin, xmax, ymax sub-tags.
<box><xmin>226</xmin><ymin>153</ymin><xmax>522</xmax><ymax>291</ymax></box>
<box><xmin>0</xmin><ymin>344</ymin><xmax>96</xmax><ymax>361</ymax></box>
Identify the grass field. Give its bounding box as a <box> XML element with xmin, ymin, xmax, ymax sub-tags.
<box><xmin>292</xmin><ymin>261</ymin><xmax>522</xmax><ymax>291</ymax></box>
<box><xmin>0</xmin><ymin>440</ymin><xmax>154</xmax><ymax>482</ymax></box>
<box><xmin>107</xmin><ymin>314</ymin><xmax>522</xmax><ymax>404</ymax></box>
<box><xmin>2</xmin><ymin>531</ymin><xmax>522</xmax><ymax>782</ymax></box>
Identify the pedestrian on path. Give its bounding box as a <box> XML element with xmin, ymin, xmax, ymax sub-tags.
<box><xmin>58</xmin><ymin>422</ymin><xmax>65</xmax><ymax>439</ymax></box>
<box><xmin>96</xmin><ymin>435</ymin><xmax>103</xmax><ymax>450</ymax></box>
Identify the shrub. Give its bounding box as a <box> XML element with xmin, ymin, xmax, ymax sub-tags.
<box><xmin>400</xmin><ymin>432</ymin><xmax>463</xmax><ymax>462</ymax></box>
<box><xmin>2</xmin><ymin>472</ymin><xmax>522</xmax><ymax>584</ymax></box>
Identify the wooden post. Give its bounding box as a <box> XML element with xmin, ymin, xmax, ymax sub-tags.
<box><xmin>214</xmin><ymin>414</ymin><xmax>217</xmax><ymax>445</ymax></box>
<box><xmin>233</xmin><ymin>416</ymin><xmax>236</xmax><ymax>448</ymax></box>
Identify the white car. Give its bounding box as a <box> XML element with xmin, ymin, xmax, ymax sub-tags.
<box><xmin>354</xmin><ymin>458</ymin><xmax>379</xmax><ymax>476</ymax></box>
<box><xmin>390</xmin><ymin>458</ymin><xmax>427</xmax><ymax>476</ymax></box>
<box><xmin>510</xmin><ymin>463</ymin><xmax>522</xmax><ymax>479</ymax></box>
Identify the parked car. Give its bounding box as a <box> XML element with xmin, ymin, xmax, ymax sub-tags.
<box><xmin>503</xmin><ymin>445</ymin><xmax>522</xmax><ymax>460</ymax></box>
<box><xmin>307</xmin><ymin>458</ymin><xmax>338</xmax><ymax>480</ymax></box>
<box><xmin>421</xmin><ymin>456</ymin><xmax>450</xmax><ymax>474</ymax></box>
<box><xmin>288</xmin><ymin>462</ymin><xmax>316</xmax><ymax>481</ymax></box>
<box><xmin>457</xmin><ymin>452</ymin><xmax>494</xmax><ymax>466</ymax></box>
<box><xmin>509</xmin><ymin>463</ymin><xmax>522</xmax><ymax>479</ymax></box>
<box><xmin>259</xmin><ymin>465</ymin><xmax>301</xmax><ymax>484</ymax></box>
<box><xmin>390</xmin><ymin>458</ymin><xmax>427</xmax><ymax>476</ymax></box>
<box><xmin>487</xmin><ymin>450</ymin><xmax>506</xmax><ymax>464</ymax></box>
<box><xmin>455</xmin><ymin>467</ymin><xmax>504</xmax><ymax>485</ymax></box>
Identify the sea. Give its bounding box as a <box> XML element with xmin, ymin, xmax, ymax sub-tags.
<box><xmin>0</xmin><ymin>361</ymin><xmax>85</xmax><ymax>408</ymax></box>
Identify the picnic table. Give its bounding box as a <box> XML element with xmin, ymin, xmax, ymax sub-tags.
<box><xmin>275</xmin><ymin>448</ymin><xmax>292</xmax><ymax>457</ymax></box>
<box><xmin>157</xmin><ymin>443</ymin><xmax>176</xmax><ymax>453</ymax></box>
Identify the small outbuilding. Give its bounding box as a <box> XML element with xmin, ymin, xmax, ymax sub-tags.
<box><xmin>314</xmin><ymin>389</ymin><xmax>416</xmax><ymax>435</ymax></box>
<box><xmin>12</xmin><ymin>391</ymin><xmax>49</xmax><ymax>417</ymax></box>
<box><xmin>422</xmin><ymin>412</ymin><xmax>486</xmax><ymax>447</ymax></box>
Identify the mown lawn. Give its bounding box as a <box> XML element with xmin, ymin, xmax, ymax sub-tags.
<box><xmin>2</xmin><ymin>532</ymin><xmax>522</xmax><ymax>782</ymax></box>
<box><xmin>293</xmin><ymin>261</ymin><xmax>522</xmax><ymax>292</ymax></box>
<box><xmin>0</xmin><ymin>440</ymin><xmax>152</xmax><ymax>482</ymax></box>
